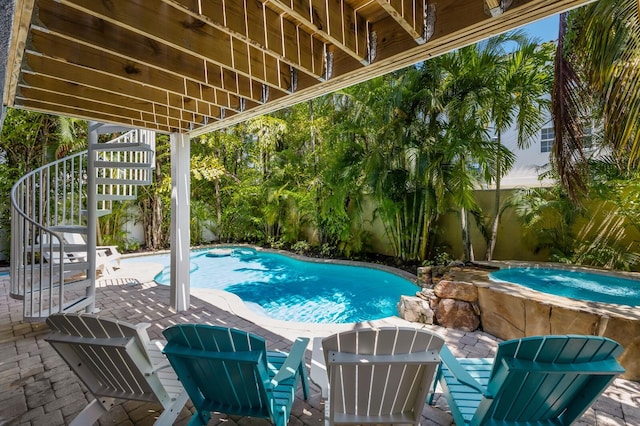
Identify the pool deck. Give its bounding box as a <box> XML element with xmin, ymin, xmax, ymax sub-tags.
<box><xmin>1</xmin><ymin>262</ymin><xmax>639</xmax><ymax>425</ymax></box>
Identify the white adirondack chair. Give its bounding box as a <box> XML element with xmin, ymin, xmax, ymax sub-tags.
<box><xmin>45</xmin><ymin>313</ymin><xmax>189</xmax><ymax>426</ymax></box>
<box><xmin>319</xmin><ymin>327</ymin><xmax>444</xmax><ymax>426</ymax></box>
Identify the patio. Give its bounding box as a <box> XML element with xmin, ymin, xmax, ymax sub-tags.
<box><xmin>1</xmin><ymin>264</ymin><xmax>639</xmax><ymax>425</ymax></box>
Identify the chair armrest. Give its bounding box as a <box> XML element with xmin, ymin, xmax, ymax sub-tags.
<box><xmin>440</xmin><ymin>345</ymin><xmax>492</xmax><ymax>397</ymax></box>
<box><xmin>271</xmin><ymin>337</ymin><xmax>309</xmax><ymax>386</ymax></box>
<box><xmin>503</xmin><ymin>357</ymin><xmax>625</xmax><ymax>375</ymax></box>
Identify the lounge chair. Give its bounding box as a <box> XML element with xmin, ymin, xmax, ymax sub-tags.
<box><xmin>162</xmin><ymin>324</ymin><xmax>310</xmax><ymax>426</ymax></box>
<box><xmin>433</xmin><ymin>334</ymin><xmax>625</xmax><ymax>425</ymax></box>
<box><xmin>45</xmin><ymin>313</ymin><xmax>189</xmax><ymax>426</ymax></box>
<box><xmin>63</xmin><ymin>232</ymin><xmax>122</xmax><ymax>275</ymax></box>
<box><xmin>320</xmin><ymin>327</ymin><xmax>444</xmax><ymax>426</ymax></box>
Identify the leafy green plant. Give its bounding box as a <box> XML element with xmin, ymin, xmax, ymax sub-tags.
<box><xmin>291</xmin><ymin>241</ymin><xmax>311</xmax><ymax>255</ymax></box>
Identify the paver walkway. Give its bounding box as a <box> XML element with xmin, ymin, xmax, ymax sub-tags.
<box><xmin>1</xmin><ymin>265</ymin><xmax>639</xmax><ymax>425</ymax></box>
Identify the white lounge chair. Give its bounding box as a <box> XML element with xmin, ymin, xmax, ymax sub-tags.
<box><xmin>45</xmin><ymin>313</ymin><xmax>189</xmax><ymax>426</ymax></box>
<box><xmin>63</xmin><ymin>232</ymin><xmax>122</xmax><ymax>275</ymax></box>
<box><xmin>319</xmin><ymin>327</ymin><xmax>444</xmax><ymax>426</ymax></box>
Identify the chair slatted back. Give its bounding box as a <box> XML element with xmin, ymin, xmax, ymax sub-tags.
<box><xmin>477</xmin><ymin>335</ymin><xmax>624</xmax><ymax>425</ymax></box>
<box><xmin>162</xmin><ymin>324</ymin><xmax>272</xmax><ymax>419</ymax></box>
<box><xmin>322</xmin><ymin>327</ymin><xmax>444</xmax><ymax>425</ymax></box>
<box><xmin>46</xmin><ymin>313</ymin><xmax>163</xmax><ymax>402</ymax></box>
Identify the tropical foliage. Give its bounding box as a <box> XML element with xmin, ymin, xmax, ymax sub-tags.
<box><xmin>552</xmin><ymin>0</ymin><xmax>640</xmax><ymax>198</ymax></box>
<box><xmin>2</xmin><ymin>11</ymin><xmax>639</xmax><ymax>271</ymax></box>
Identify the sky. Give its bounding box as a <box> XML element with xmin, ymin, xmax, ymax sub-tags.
<box><xmin>519</xmin><ymin>14</ymin><xmax>560</xmax><ymax>43</ymax></box>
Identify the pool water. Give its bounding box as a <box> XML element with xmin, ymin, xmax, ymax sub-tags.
<box><xmin>125</xmin><ymin>248</ymin><xmax>418</xmax><ymax>323</ymax></box>
<box><xmin>490</xmin><ymin>267</ymin><xmax>640</xmax><ymax>306</ymax></box>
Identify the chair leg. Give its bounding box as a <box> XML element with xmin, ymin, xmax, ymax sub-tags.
<box><xmin>154</xmin><ymin>389</ymin><xmax>190</xmax><ymax>426</ymax></box>
<box><xmin>427</xmin><ymin>364</ymin><xmax>443</xmax><ymax>405</ymax></box>
<box><xmin>69</xmin><ymin>396</ymin><xmax>115</xmax><ymax>426</ymax></box>
<box><xmin>187</xmin><ymin>410</ymin><xmax>211</xmax><ymax>426</ymax></box>
<box><xmin>299</xmin><ymin>361</ymin><xmax>310</xmax><ymax>400</ymax></box>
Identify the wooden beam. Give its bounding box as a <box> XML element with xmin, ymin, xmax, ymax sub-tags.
<box><xmin>27</xmin><ymin>29</ymin><xmax>269</xmax><ymax>106</ymax></box>
<box><xmin>160</xmin><ymin>0</ymin><xmax>326</xmax><ymax>81</ymax></box>
<box><xmin>23</xmin><ymin>52</ymin><xmax>254</xmax><ymax>115</ymax></box>
<box><xmin>14</xmin><ymin>98</ymin><xmax>173</xmax><ymax>133</ymax></box>
<box><xmin>17</xmin><ymin>84</ymin><xmax>209</xmax><ymax>133</ymax></box>
<box><xmin>262</xmin><ymin>0</ymin><xmax>370</xmax><ymax>66</ymax></box>
<box><xmin>20</xmin><ymin>72</ymin><xmax>221</xmax><ymax>126</ymax></box>
<box><xmin>367</xmin><ymin>0</ymin><xmax>427</xmax><ymax>43</ymax></box>
<box><xmin>3</xmin><ymin>0</ymin><xmax>35</xmax><ymax>106</ymax></box>
<box><xmin>189</xmin><ymin>0</ymin><xmax>597</xmax><ymax>136</ymax></box>
<box><xmin>34</xmin><ymin>0</ymin><xmax>293</xmax><ymax>95</ymax></box>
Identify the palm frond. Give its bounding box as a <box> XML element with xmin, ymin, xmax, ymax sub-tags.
<box><xmin>551</xmin><ymin>12</ymin><xmax>589</xmax><ymax>201</ymax></box>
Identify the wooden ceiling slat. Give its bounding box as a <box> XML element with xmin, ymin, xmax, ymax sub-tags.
<box><xmin>27</xmin><ymin>29</ymin><xmax>266</xmax><ymax>107</ymax></box>
<box><xmin>264</xmin><ymin>0</ymin><xmax>370</xmax><ymax>65</ymax></box>
<box><xmin>188</xmin><ymin>0</ymin><xmax>597</xmax><ymax>136</ymax></box>
<box><xmin>4</xmin><ymin>0</ymin><xmax>597</xmax><ymax>135</ymax></box>
<box><xmin>23</xmin><ymin>52</ymin><xmax>249</xmax><ymax>116</ymax></box>
<box><xmin>166</xmin><ymin>0</ymin><xmax>326</xmax><ymax>80</ymax></box>
<box><xmin>370</xmin><ymin>0</ymin><xmax>426</xmax><ymax>43</ymax></box>
<box><xmin>20</xmin><ymin>71</ymin><xmax>223</xmax><ymax>127</ymax></box>
<box><xmin>3</xmin><ymin>0</ymin><xmax>35</xmax><ymax>106</ymax></box>
<box><xmin>16</xmin><ymin>98</ymin><xmax>171</xmax><ymax>131</ymax></box>
<box><xmin>15</xmin><ymin>87</ymin><xmax>188</xmax><ymax>131</ymax></box>
<box><xmin>35</xmin><ymin>0</ymin><xmax>293</xmax><ymax>95</ymax></box>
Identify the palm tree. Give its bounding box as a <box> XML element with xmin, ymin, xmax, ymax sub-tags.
<box><xmin>485</xmin><ymin>36</ymin><xmax>555</xmax><ymax>260</ymax></box>
<box><xmin>552</xmin><ymin>0</ymin><xmax>640</xmax><ymax>198</ymax></box>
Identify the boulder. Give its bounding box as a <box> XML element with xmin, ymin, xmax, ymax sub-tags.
<box><xmin>434</xmin><ymin>280</ymin><xmax>478</xmax><ymax>303</ymax></box>
<box><xmin>398</xmin><ymin>295</ymin><xmax>435</xmax><ymax>324</ymax></box>
<box><xmin>435</xmin><ymin>299</ymin><xmax>480</xmax><ymax>332</ymax></box>
<box><xmin>416</xmin><ymin>266</ymin><xmax>433</xmax><ymax>288</ymax></box>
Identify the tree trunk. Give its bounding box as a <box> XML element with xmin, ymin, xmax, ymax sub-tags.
<box><xmin>215</xmin><ymin>178</ymin><xmax>222</xmax><ymax>223</ymax></box>
<box><xmin>461</xmin><ymin>207</ymin><xmax>475</xmax><ymax>262</ymax></box>
<box><xmin>487</xmin><ymin>131</ymin><xmax>502</xmax><ymax>260</ymax></box>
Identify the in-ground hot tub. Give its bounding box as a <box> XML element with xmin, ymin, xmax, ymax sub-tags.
<box><xmin>489</xmin><ymin>266</ymin><xmax>640</xmax><ymax>306</ymax></box>
<box><xmin>446</xmin><ymin>263</ymin><xmax>640</xmax><ymax>381</ymax></box>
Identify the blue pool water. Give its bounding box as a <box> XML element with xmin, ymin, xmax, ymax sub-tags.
<box><xmin>125</xmin><ymin>248</ymin><xmax>418</xmax><ymax>323</ymax></box>
<box><xmin>490</xmin><ymin>267</ymin><xmax>640</xmax><ymax>306</ymax></box>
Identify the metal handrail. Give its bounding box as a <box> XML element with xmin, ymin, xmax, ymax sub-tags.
<box><xmin>10</xmin><ymin>151</ymin><xmax>88</xmax><ymax>319</ymax></box>
<box><xmin>9</xmin><ymin>128</ymin><xmax>156</xmax><ymax>320</ymax></box>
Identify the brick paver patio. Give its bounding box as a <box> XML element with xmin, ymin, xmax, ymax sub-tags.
<box><xmin>1</xmin><ymin>266</ymin><xmax>639</xmax><ymax>425</ymax></box>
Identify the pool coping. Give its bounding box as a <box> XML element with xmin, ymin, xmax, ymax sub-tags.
<box><xmin>459</xmin><ymin>261</ymin><xmax>640</xmax><ymax>321</ymax></box>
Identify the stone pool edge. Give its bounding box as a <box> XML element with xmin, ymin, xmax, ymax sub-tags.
<box><xmin>449</xmin><ymin>262</ymin><xmax>640</xmax><ymax>381</ymax></box>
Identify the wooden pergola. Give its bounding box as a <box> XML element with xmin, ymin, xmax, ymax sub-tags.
<box><xmin>1</xmin><ymin>0</ymin><xmax>595</xmax><ymax>312</ymax></box>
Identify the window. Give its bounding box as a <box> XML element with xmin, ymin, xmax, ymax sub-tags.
<box><xmin>581</xmin><ymin>122</ymin><xmax>593</xmax><ymax>150</ymax></box>
<box><xmin>540</xmin><ymin>127</ymin><xmax>554</xmax><ymax>153</ymax></box>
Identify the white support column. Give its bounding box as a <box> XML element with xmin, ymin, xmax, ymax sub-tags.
<box><xmin>170</xmin><ymin>132</ymin><xmax>191</xmax><ymax>311</ymax></box>
<box><xmin>86</xmin><ymin>121</ymin><xmax>99</xmax><ymax>313</ymax></box>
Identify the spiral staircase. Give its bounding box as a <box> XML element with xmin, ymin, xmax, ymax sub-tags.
<box><xmin>9</xmin><ymin>124</ymin><xmax>155</xmax><ymax>321</ymax></box>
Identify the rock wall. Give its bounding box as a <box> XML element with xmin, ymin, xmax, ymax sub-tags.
<box><xmin>401</xmin><ymin>265</ymin><xmax>640</xmax><ymax>381</ymax></box>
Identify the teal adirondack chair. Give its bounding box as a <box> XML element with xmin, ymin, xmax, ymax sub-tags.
<box><xmin>162</xmin><ymin>324</ymin><xmax>310</xmax><ymax>426</ymax></box>
<box><xmin>432</xmin><ymin>335</ymin><xmax>625</xmax><ymax>425</ymax></box>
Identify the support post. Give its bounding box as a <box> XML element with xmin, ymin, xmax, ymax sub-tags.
<box><xmin>86</xmin><ymin>121</ymin><xmax>99</xmax><ymax>313</ymax></box>
<box><xmin>170</xmin><ymin>132</ymin><xmax>191</xmax><ymax>311</ymax></box>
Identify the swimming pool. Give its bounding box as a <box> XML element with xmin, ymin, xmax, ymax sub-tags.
<box><xmin>489</xmin><ymin>267</ymin><xmax>640</xmax><ymax>306</ymax></box>
<box><xmin>124</xmin><ymin>248</ymin><xmax>418</xmax><ymax>323</ymax></box>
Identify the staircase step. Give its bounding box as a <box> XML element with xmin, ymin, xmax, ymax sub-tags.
<box><xmin>91</xmin><ymin>142</ymin><xmax>154</xmax><ymax>152</ymax></box>
<box><xmin>95</xmin><ymin>160</ymin><xmax>153</xmax><ymax>169</ymax></box>
<box><xmin>95</xmin><ymin>177</ymin><xmax>151</xmax><ymax>185</ymax></box>
<box><xmin>49</xmin><ymin>225</ymin><xmax>87</xmax><ymax>234</ymax></box>
<box><xmin>97</xmin><ymin>194</ymin><xmax>137</xmax><ymax>201</ymax></box>
<box><xmin>81</xmin><ymin>209</ymin><xmax>112</xmax><ymax>217</ymax></box>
